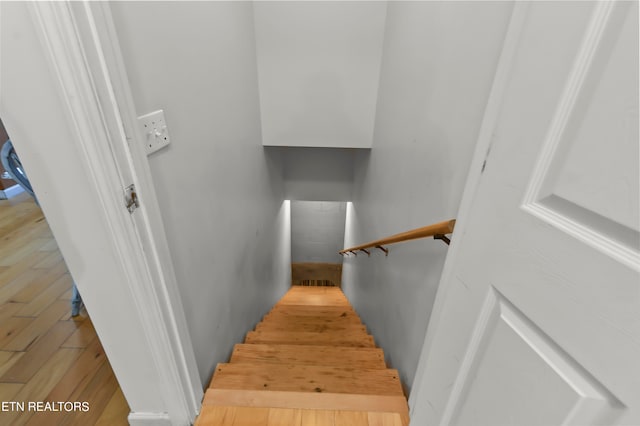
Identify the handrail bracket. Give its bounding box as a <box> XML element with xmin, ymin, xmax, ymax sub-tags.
<box><xmin>434</xmin><ymin>234</ymin><xmax>451</xmax><ymax>246</ymax></box>
<box><xmin>375</xmin><ymin>245</ymin><xmax>389</xmax><ymax>256</ymax></box>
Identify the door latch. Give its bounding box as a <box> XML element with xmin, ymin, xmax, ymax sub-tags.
<box><xmin>124</xmin><ymin>184</ymin><xmax>139</xmax><ymax>213</ymax></box>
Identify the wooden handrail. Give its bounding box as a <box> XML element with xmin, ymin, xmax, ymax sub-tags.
<box><xmin>340</xmin><ymin>219</ymin><xmax>456</xmax><ymax>254</ymax></box>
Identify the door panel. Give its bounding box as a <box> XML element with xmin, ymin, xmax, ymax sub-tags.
<box><xmin>524</xmin><ymin>1</ymin><xmax>639</xmax><ymax>263</ymax></box>
<box><xmin>452</xmin><ymin>289</ymin><xmax>623</xmax><ymax>426</ymax></box>
<box><xmin>412</xmin><ymin>2</ymin><xmax>639</xmax><ymax>425</ymax></box>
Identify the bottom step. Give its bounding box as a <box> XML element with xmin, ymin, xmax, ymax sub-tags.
<box><xmin>200</xmin><ymin>389</ymin><xmax>409</xmax><ymax>425</ymax></box>
<box><xmin>196</xmin><ymin>405</ymin><xmax>404</xmax><ymax>426</ymax></box>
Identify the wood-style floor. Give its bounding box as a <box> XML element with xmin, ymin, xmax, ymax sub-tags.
<box><xmin>197</xmin><ymin>286</ymin><xmax>410</xmax><ymax>426</ymax></box>
<box><xmin>0</xmin><ymin>193</ymin><xmax>129</xmax><ymax>425</ymax></box>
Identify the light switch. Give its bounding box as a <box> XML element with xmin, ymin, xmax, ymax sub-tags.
<box><xmin>138</xmin><ymin>110</ymin><xmax>170</xmax><ymax>155</ymax></box>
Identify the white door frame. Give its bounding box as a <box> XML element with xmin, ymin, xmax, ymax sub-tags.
<box><xmin>25</xmin><ymin>2</ymin><xmax>203</xmax><ymax>424</ymax></box>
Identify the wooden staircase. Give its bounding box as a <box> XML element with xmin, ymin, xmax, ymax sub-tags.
<box><xmin>196</xmin><ymin>286</ymin><xmax>409</xmax><ymax>425</ymax></box>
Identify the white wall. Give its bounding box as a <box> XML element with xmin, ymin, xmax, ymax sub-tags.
<box><xmin>342</xmin><ymin>1</ymin><xmax>514</xmax><ymax>394</ymax></box>
<box><xmin>291</xmin><ymin>201</ymin><xmax>346</xmax><ymax>264</ymax></box>
<box><xmin>110</xmin><ymin>1</ymin><xmax>289</xmax><ymax>384</ymax></box>
<box><xmin>283</xmin><ymin>147</ymin><xmax>356</xmax><ymax>201</ymax></box>
<box><xmin>254</xmin><ymin>1</ymin><xmax>387</xmax><ymax>148</ymax></box>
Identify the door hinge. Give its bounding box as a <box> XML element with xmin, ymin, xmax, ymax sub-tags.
<box><xmin>124</xmin><ymin>184</ymin><xmax>139</xmax><ymax>213</ymax></box>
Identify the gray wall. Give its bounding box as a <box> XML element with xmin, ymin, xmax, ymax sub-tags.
<box><xmin>110</xmin><ymin>2</ymin><xmax>290</xmax><ymax>385</ymax></box>
<box><xmin>342</xmin><ymin>1</ymin><xmax>514</xmax><ymax>393</ymax></box>
<box><xmin>291</xmin><ymin>201</ymin><xmax>346</xmax><ymax>264</ymax></box>
<box><xmin>283</xmin><ymin>147</ymin><xmax>356</xmax><ymax>201</ymax></box>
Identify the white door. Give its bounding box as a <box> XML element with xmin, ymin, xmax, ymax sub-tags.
<box><xmin>411</xmin><ymin>1</ymin><xmax>639</xmax><ymax>425</ymax></box>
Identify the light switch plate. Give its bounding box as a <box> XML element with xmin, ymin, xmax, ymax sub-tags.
<box><xmin>138</xmin><ymin>110</ymin><xmax>170</xmax><ymax>155</ymax></box>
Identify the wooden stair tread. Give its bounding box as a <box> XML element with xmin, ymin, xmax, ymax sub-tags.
<box><xmin>230</xmin><ymin>344</ymin><xmax>386</xmax><ymax>369</ymax></box>
<box><xmin>264</xmin><ymin>314</ymin><xmax>362</xmax><ymax>326</ymax></box>
<box><xmin>255</xmin><ymin>321</ymin><xmax>367</xmax><ymax>333</ymax></box>
<box><xmin>278</xmin><ymin>295</ymin><xmax>350</xmax><ymax>306</ymax></box>
<box><xmin>245</xmin><ymin>330</ymin><xmax>375</xmax><ymax>347</ymax></box>
<box><xmin>265</xmin><ymin>309</ymin><xmax>360</xmax><ymax>321</ymax></box>
<box><xmin>198</xmin><ymin>285</ymin><xmax>410</xmax><ymax>425</ymax></box>
<box><xmin>261</xmin><ymin>314</ymin><xmax>362</xmax><ymax>324</ymax></box>
<box><xmin>195</xmin><ymin>404</ymin><xmax>405</xmax><ymax>426</ymax></box>
<box><xmin>278</xmin><ymin>300</ymin><xmax>350</xmax><ymax>307</ymax></box>
<box><xmin>199</xmin><ymin>389</ymin><xmax>408</xmax><ymax>425</ymax></box>
<box><xmin>210</xmin><ymin>363</ymin><xmax>404</xmax><ymax>397</ymax></box>
<box><xmin>271</xmin><ymin>305</ymin><xmax>355</xmax><ymax>313</ymax></box>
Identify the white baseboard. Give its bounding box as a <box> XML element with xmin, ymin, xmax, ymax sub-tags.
<box><xmin>0</xmin><ymin>184</ymin><xmax>25</xmax><ymax>199</ymax></box>
<box><xmin>128</xmin><ymin>412</ymin><xmax>173</xmax><ymax>426</ymax></box>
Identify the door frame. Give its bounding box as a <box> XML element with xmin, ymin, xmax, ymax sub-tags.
<box><xmin>26</xmin><ymin>2</ymin><xmax>202</xmax><ymax>424</ymax></box>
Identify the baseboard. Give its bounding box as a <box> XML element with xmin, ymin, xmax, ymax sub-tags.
<box><xmin>128</xmin><ymin>412</ymin><xmax>172</xmax><ymax>425</ymax></box>
<box><xmin>0</xmin><ymin>184</ymin><xmax>25</xmax><ymax>199</ymax></box>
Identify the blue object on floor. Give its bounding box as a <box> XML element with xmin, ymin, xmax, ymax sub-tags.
<box><xmin>2</xmin><ymin>139</ymin><xmax>83</xmax><ymax>316</ymax></box>
<box><xmin>1</xmin><ymin>139</ymin><xmax>36</xmax><ymax>200</ymax></box>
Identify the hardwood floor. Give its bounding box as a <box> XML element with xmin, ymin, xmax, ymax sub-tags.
<box><xmin>0</xmin><ymin>193</ymin><xmax>129</xmax><ymax>425</ymax></box>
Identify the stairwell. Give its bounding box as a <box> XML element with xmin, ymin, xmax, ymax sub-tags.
<box><xmin>196</xmin><ymin>286</ymin><xmax>410</xmax><ymax>425</ymax></box>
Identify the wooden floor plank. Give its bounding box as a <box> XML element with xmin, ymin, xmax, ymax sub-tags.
<box><xmin>1</xmin><ymin>299</ymin><xmax>70</xmax><ymax>351</ymax></box>
<box><xmin>61</xmin><ymin>318</ymin><xmax>97</xmax><ymax>348</ymax></box>
<box><xmin>0</xmin><ymin>315</ymin><xmax>34</xmax><ymax>348</ymax></box>
<box><xmin>0</xmin><ymin>350</ymin><xmax>24</xmax><ymax>377</ymax></box>
<box><xmin>0</xmin><ymin>301</ymin><xmax>25</xmax><ymax>323</ymax></box>
<box><xmin>0</xmin><ymin>251</ymin><xmax>49</xmax><ymax>292</ymax></box>
<box><xmin>0</xmin><ymin>267</ymin><xmax>50</xmax><ymax>305</ymax></box>
<box><xmin>37</xmin><ymin>238</ymin><xmax>59</xmax><ymax>252</ymax></box>
<box><xmin>2</xmin><ymin>347</ymin><xmax>82</xmax><ymax>425</ymax></box>
<box><xmin>1</xmin><ymin>320</ymin><xmax>78</xmax><ymax>383</ymax></box>
<box><xmin>94</xmin><ymin>387</ymin><xmax>130</xmax><ymax>426</ymax></box>
<box><xmin>9</xmin><ymin>260</ymin><xmax>67</xmax><ymax>303</ymax></box>
<box><xmin>42</xmin><ymin>337</ymin><xmax>107</xmax><ymax>403</ymax></box>
<box><xmin>0</xmin><ymin>195</ymin><xmax>130</xmax><ymax>425</ymax></box>
<box><xmin>58</xmin><ymin>360</ymin><xmax>119</xmax><ymax>426</ymax></box>
<box><xmin>16</xmin><ymin>272</ymin><xmax>73</xmax><ymax>317</ymax></box>
<box><xmin>59</xmin><ymin>307</ymin><xmax>89</xmax><ymax>322</ymax></box>
<box><xmin>32</xmin><ymin>250</ymin><xmax>64</xmax><ymax>269</ymax></box>
<box><xmin>0</xmin><ymin>220</ymin><xmax>49</xmax><ymax>258</ymax></box>
<box><xmin>0</xmin><ymin>237</ymin><xmax>50</xmax><ymax>267</ymax></box>
<box><xmin>0</xmin><ymin>382</ymin><xmax>23</xmax><ymax>402</ymax></box>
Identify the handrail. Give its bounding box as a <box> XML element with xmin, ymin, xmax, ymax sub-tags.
<box><xmin>339</xmin><ymin>219</ymin><xmax>456</xmax><ymax>255</ymax></box>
